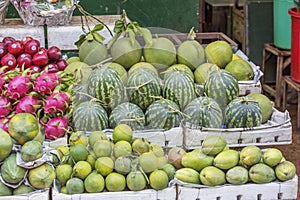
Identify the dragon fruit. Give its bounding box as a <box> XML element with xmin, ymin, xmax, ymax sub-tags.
<box><xmin>0</xmin><ymin>96</ymin><xmax>12</xmax><ymax>118</ymax></box>
<box><xmin>0</xmin><ymin>75</ymin><xmax>6</xmax><ymax>95</ymax></box>
<box><xmin>0</xmin><ymin>118</ymin><xmax>10</xmax><ymax>132</ymax></box>
<box><xmin>34</xmin><ymin>72</ymin><xmax>60</xmax><ymax>95</ymax></box>
<box><xmin>44</xmin><ymin>92</ymin><xmax>70</xmax><ymax>117</ymax></box>
<box><xmin>44</xmin><ymin>116</ymin><xmax>69</xmax><ymax>140</ymax></box>
<box><xmin>6</xmin><ymin>74</ymin><xmax>32</xmax><ymax>99</ymax></box>
<box><xmin>15</xmin><ymin>95</ymin><xmax>42</xmax><ymax>115</ymax></box>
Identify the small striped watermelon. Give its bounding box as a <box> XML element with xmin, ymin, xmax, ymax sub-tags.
<box><xmin>71</xmin><ymin>84</ymin><xmax>91</xmax><ymax>107</ymax></box>
<box><xmin>225</xmin><ymin>96</ymin><xmax>262</xmax><ymax>128</ymax></box>
<box><xmin>109</xmin><ymin>102</ymin><xmax>145</xmax><ymax>130</ymax></box>
<box><xmin>163</xmin><ymin>70</ymin><xmax>196</xmax><ymax>110</ymax></box>
<box><xmin>183</xmin><ymin>96</ymin><xmax>223</xmax><ymax>128</ymax></box>
<box><xmin>87</xmin><ymin>67</ymin><xmax>125</xmax><ymax>113</ymax></box>
<box><xmin>73</xmin><ymin>101</ymin><xmax>108</xmax><ymax>131</ymax></box>
<box><xmin>145</xmin><ymin>99</ymin><xmax>182</xmax><ymax>130</ymax></box>
<box><xmin>204</xmin><ymin>69</ymin><xmax>239</xmax><ymax>111</ymax></box>
<box><xmin>126</xmin><ymin>68</ymin><xmax>161</xmax><ymax>111</ymax></box>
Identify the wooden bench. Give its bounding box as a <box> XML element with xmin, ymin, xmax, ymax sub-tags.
<box><xmin>282</xmin><ymin>75</ymin><xmax>300</xmax><ymax>129</ymax></box>
<box><xmin>261</xmin><ymin>43</ymin><xmax>291</xmax><ymax>109</ymax></box>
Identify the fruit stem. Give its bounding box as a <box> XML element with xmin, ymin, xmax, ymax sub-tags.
<box><xmin>75</xmin><ymin>3</ymin><xmax>113</xmax><ymax>37</ymax></box>
<box><xmin>187</xmin><ymin>27</ymin><xmax>196</xmax><ymax>40</ymax></box>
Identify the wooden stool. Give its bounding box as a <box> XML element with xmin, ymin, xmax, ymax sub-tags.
<box><xmin>282</xmin><ymin>76</ymin><xmax>300</xmax><ymax>129</ymax></box>
<box><xmin>261</xmin><ymin>43</ymin><xmax>291</xmax><ymax>109</ymax></box>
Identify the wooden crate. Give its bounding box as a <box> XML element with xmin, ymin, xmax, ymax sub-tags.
<box><xmin>183</xmin><ymin>108</ymin><xmax>292</xmax><ymax>149</ymax></box>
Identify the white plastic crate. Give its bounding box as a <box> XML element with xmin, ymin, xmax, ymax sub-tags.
<box><xmin>0</xmin><ymin>189</ymin><xmax>49</xmax><ymax>200</ymax></box>
<box><xmin>51</xmin><ymin>176</ymin><xmax>298</xmax><ymax>200</ymax></box>
<box><xmin>168</xmin><ymin>175</ymin><xmax>298</xmax><ymax>200</ymax></box>
<box><xmin>51</xmin><ymin>188</ymin><xmax>159</xmax><ymax>200</ymax></box>
<box><xmin>183</xmin><ymin>108</ymin><xmax>292</xmax><ymax>149</ymax></box>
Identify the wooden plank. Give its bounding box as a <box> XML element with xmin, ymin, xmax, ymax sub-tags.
<box><xmin>0</xmin><ymin>18</ymin><xmax>45</xmax><ymax>47</ymax></box>
<box><xmin>47</xmin><ymin>15</ymin><xmax>118</xmax><ymax>51</ymax></box>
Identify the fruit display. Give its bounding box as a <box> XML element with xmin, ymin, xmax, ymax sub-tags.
<box><xmin>50</xmin><ymin>129</ymin><xmax>296</xmax><ymax>196</ymax></box>
<box><xmin>0</xmin><ymin>36</ymin><xmax>74</xmax><ymax>141</ymax></box>
<box><xmin>52</xmin><ymin>124</ymin><xmax>173</xmax><ymax>194</ymax></box>
<box><xmin>65</xmin><ymin>12</ymin><xmax>267</xmax><ymax>131</ymax></box>
<box><xmin>0</xmin><ymin>10</ymin><xmax>297</xmax><ymax>199</ymax></box>
<box><xmin>173</xmin><ymin>136</ymin><xmax>297</xmax><ymax>186</ymax></box>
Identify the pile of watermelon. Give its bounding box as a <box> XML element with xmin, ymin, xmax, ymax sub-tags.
<box><xmin>69</xmin><ymin>23</ymin><xmax>272</xmax><ymax>132</ymax></box>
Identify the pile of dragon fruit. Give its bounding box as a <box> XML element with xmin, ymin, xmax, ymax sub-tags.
<box><xmin>0</xmin><ymin>36</ymin><xmax>75</xmax><ymax>140</ymax></box>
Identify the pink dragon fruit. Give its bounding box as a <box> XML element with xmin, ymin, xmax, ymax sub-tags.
<box><xmin>0</xmin><ymin>75</ymin><xmax>6</xmax><ymax>95</ymax></box>
<box><xmin>6</xmin><ymin>74</ymin><xmax>32</xmax><ymax>99</ymax></box>
<box><xmin>34</xmin><ymin>72</ymin><xmax>60</xmax><ymax>95</ymax></box>
<box><xmin>0</xmin><ymin>96</ymin><xmax>12</xmax><ymax>118</ymax></box>
<box><xmin>0</xmin><ymin>118</ymin><xmax>10</xmax><ymax>132</ymax></box>
<box><xmin>15</xmin><ymin>95</ymin><xmax>42</xmax><ymax>115</ymax></box>
<box><xmin>44</xmin><ymin>92</ymin><xmax>70</xmax><ymax>117</ymax></box>
<box><xmin>44</xmin><ymin>116</ymin><xmax>69</xmax><ymax>140</ymax></box>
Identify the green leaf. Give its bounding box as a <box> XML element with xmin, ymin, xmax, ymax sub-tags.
<box><xmin>131</xmin><ymin>21</ymin><xmax>140</xmax><ymax>28</ymax></box>
<box><xmin>139</xmin><ymin>27</ymin><xmax>153</xmax><ymax>46</ymax></box>
<box><xmin>92</xmin><ymin>32</ymin><xmax>105</xmax><ymax>44</ymax></box>
<box><xmin>87</xmin><ymin>33</ymin><xmax>94</xmax><ymax>41</ymax></box>
<box><xmin>114</xmin><ymin>19</ymin><xmax>125</xmax><ymax>33</ymax></box>
<box><xmin>74</xmin><ymin>34</ymin><xmax>87</xmax><ymax>48</ymax></box>
<box><xmin>127</xmin><ymin>22</ymin><xmax>139</xmax><ymax>33</ymax></box>
<box><xmin>92</xmin><ymin>24</ymin><xmax>104</xmax><ymax>32</ymax></box>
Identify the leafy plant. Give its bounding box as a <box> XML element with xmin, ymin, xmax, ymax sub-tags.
<box><xmin>74</xmin><ymin>3</ymin><xmax>113</xmax><ymax>48</ymax></box>
<box><xmin>107</xmin><ymin>10</ymin><xmax>153</xmax><ymax>49</ymax></box>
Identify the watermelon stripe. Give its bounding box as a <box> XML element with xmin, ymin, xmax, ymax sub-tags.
<box><xmin>109</xmin><ymin>102</ymin><xmax>145</xmax><ymax>130</ymax></box>
<box><xmin>145</xmin><ymin>99</ymin><xmax>182</xmax><ymax>130</ymax></box>
<box><xmin>163</xmin><ymin>71</ymin><xmax>195</xmax><ymax>111</ymax></box>
<box><xmin>73</xmin><ymin>101</ymin><xmax>108</xmax><ymax>131</ymax></box>
<box><xmin>126</xmin><ymin>68</ymin><xmax>161</xmax><ymax>111</ymax></box>
<box><xmin>204</xmin><ymin>69</ymin><xmax>239</xmax><ymax>111</ymax></box>
<box><xmin>87</xmin><ymin>67</ymin><xmax>125</xmax><ymax>113</ymax></box>
<box><xmin>183</xmin><ymin>97</ymin><xmax>223</xmax><ymax>128</ymax></box>
<box><xmin>225</xmin><ymin>97</ymin><xmax>262</xmax><ymax>128</ymax></box>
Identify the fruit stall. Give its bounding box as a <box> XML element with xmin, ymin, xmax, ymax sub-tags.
<box><xmin>0</xmin><ymin>0</ymin><xmax>298</xmax><ymax>200</ymax></box>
